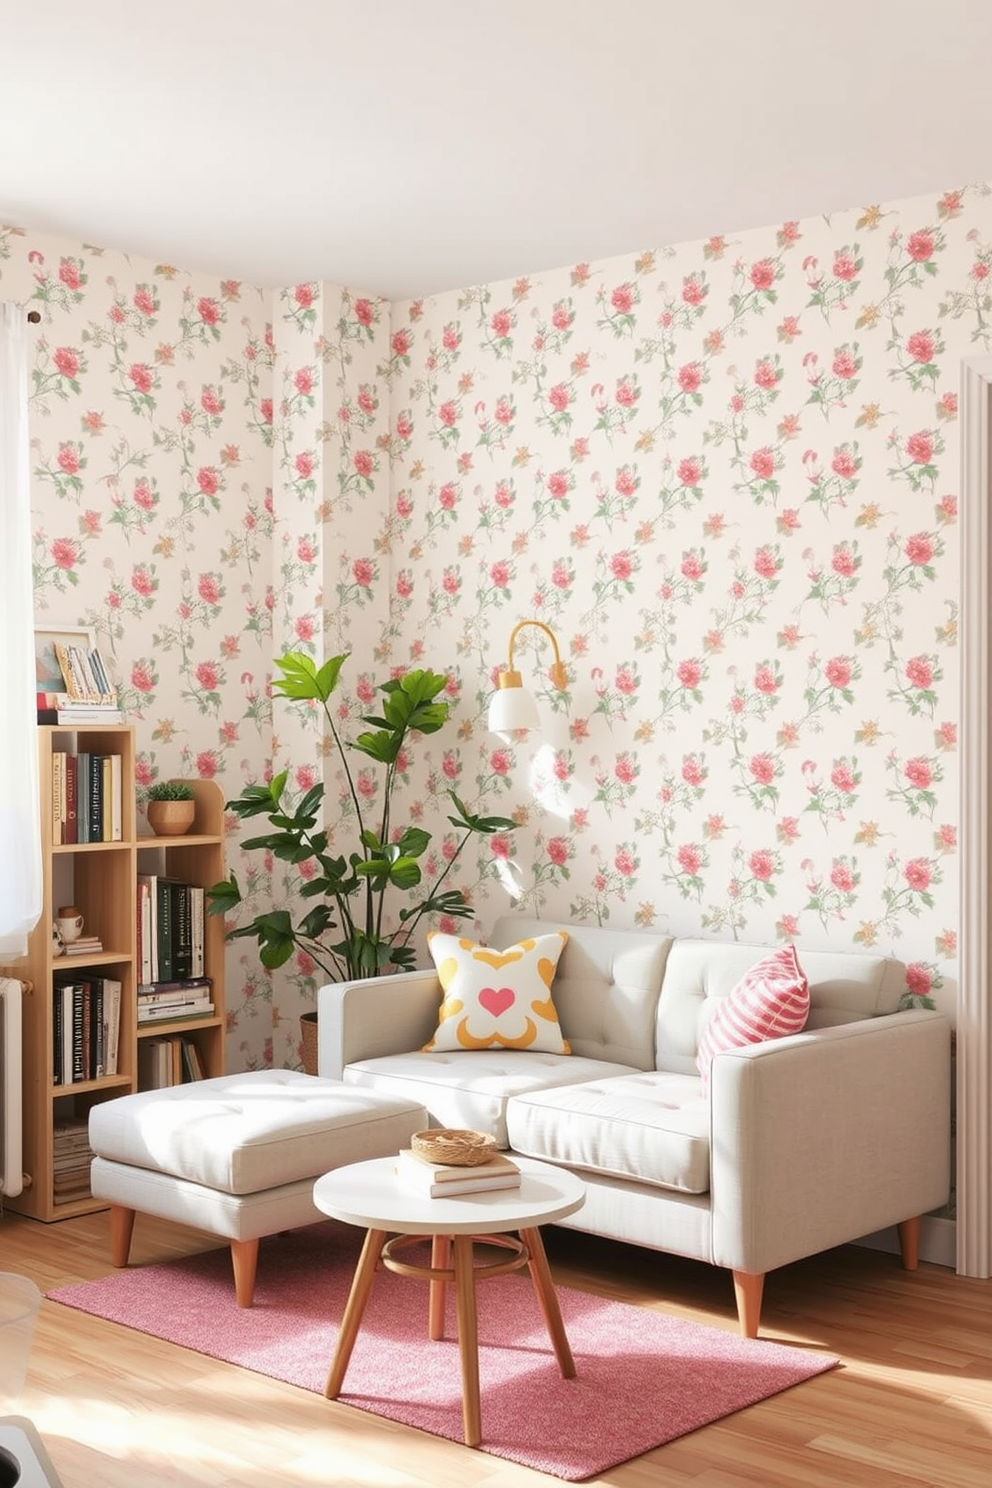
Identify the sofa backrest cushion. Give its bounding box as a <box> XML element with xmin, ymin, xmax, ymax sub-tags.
<box><xmin>656</xmin><ymin>938</ymin><xmax>908</xmax><ymax>1075</ymax></box>
<box><xmin>490</xmin><ymin>915</ymin><xmax>671</xmax><ymax>1069</ymax></box>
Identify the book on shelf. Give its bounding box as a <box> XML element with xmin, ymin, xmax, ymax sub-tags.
<box><xmin>50</xmin><ymin>747</ymin><xmax>123</xmax><ymax>842</ymax></box>
<box><xmin>393</xmin><ymin>1148</ymin><xmax>522</xmax><ymax>1198</ymax></box>
<box><xmin>136</xmin><ymin>876</ymin><xmax>205</xmax><ymax>989</ymax></box>
<box><xmin>55</xmin><ymin>935</ymin><xmax>105</xmax><ymax>957</ymax></box>
<box><xmin>137</xmin><ymin>976</ymin><xmax>212</xmax><ymax>1002</ymax></box>
<box><xmin>52</xmin><ymin>976</ymin><xmax>122</xmax><ymax>1084</ymax></box>
<box><xmin>137</xmin><ymin>998</ymin><xmax>214</xmax><ymax>1024</ymax></box>
<box><xmin>138</xmin><ymin>1034</ymin><xmax>205</xmax><ymax>1089</ymax></box>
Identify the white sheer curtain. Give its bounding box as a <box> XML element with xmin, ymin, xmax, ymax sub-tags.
<box><xmin>0</xmin><ymin>303</ymin><xmax>42</xmax><ymax>959</ymax></box>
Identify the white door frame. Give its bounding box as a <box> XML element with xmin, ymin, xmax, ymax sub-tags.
<box><xmin>958</xmin><ymin>355</ymin><xmax>992</xmax><ymax>1277</ymax></box>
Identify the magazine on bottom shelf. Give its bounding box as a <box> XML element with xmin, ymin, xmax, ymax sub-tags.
<box><xmin>394</xmin><ymin>1148</ymin><xmax>521</xmax><ymax>1198</ymax></box>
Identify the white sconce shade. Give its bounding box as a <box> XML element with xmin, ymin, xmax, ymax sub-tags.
<box><xmin>487</xmin><ymin>618</ymin><xmax>567</xmax><ymax>738</ymax></box>
<box><xmin>488</xmin><ymin>683</ymin><xmax>541</xmax><ymax>737</ymax></box>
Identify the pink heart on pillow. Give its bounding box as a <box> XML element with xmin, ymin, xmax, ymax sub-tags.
<box><xmin>479</xmin><ymin>985</ymin><xmax>515</xmax><ymax>1018</ymax></box>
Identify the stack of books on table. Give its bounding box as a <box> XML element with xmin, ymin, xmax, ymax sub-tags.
<box><xmin>53</xmin><ymin>1117</ymin><xmax>93</xmax><ymax>1205</ymax></box>
<box><xmin>136</xmin><ymin>977</ymin><xmax>214</xmax><ymax>1025</ymax></box>
<box><xmin>394</xmin><ymin>1148</ymin><xmax>521</xmax><ymax>1197</ymax></box>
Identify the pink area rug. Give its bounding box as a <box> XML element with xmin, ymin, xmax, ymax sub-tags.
<box><xmin>48</xmin><ymin>1222</ymin><xmax>837</xmax><ymax>1480</ymax></box>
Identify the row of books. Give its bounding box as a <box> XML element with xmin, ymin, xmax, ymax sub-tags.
<box><xmin>53</xmin><ymin>1117</ymin><xmax>94</xmax><ymax>1206</ymax></box>
<box><xmin>138</xmin><ymin>1035</ymin><xmax>206</xmax><ymax>1089</ymax></box>
<box><xmin>137</xmin><ymin>874</ymin><xmax>206</xmax><ymax>986</ymax></box>
<box><xmin>52</xmin><ymin>976</ymin><xmax>122</xmax><ymax>1086</ymax></box>
<box><xmin>51</xmin><ymin>749</ymin><xmax>123</xmax><ymax>844</ymax></box>
<box><xmin>53</xmin><ymin>640</ymin><xmax>114</xmax><ymax>702</ymax></box>
<box><xmin>393</xmin><ymin>1148</ymin><xmax>522</xmax><ymax>1197</ymax></box>
<box><xmin>137</xmin><ymin>977</ymin><xmax>214</xmax><ymax>1025</ymax></box>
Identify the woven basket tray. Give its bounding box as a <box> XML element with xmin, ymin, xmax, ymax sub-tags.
<box><xmin>410</xmin><ymin>1128</ymin><xmax>498</xmax><ymax>1167</ymax></box>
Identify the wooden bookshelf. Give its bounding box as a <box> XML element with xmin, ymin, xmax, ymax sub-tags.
<box><xmin>0</xmin><ymin>727</ymin><xmax>226</xmax><ymax>1221</ymax></box>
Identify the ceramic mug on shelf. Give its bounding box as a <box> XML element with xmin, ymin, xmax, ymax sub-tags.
<box><xmin>56</xmin><ymin>906</ymin><xmax>84</xmax><ymax>944</ymax></box>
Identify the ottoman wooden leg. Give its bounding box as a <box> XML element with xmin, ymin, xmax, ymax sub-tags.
<box><xmin>231</xmin><ymin>1238</ymin><xmax>260</xmax><ymax>1308</ymax></box>
<box><xmin>110</xmin><ymin>1204</ymin><xmax>136</xmax><ymax>1267</ymax></box>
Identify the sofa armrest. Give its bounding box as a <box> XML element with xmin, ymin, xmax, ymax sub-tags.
<box><xmin>708</xmin><ymin>1009</ymin><xmax>952</xmax><ymax>1275</ymax></box>
<box><xmin>317</xmin><ymin>969</ymin><xmax>442</xmax><ymax>1080</ymax></box>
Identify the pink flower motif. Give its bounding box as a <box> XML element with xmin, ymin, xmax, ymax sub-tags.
<box><xmin>906</xmin><ymin>230</ymin><xmax>935</xmax><ymax>262</ymax></box>
<box><xmin>294</xmin><ymin>367</ymin><xmax>314</xmax><ymax>397</ymax></box>
<box><xmin>677</xmin><ymin>457</ymin><xmax>702</xmax><ymax>487</ymax></box>
<box><xmin>615</xmin><ymin>665</ymin><xmax>636</xmax><ymax>695</ymax></box>
<box><xmin>906</xmin><ymin>330</ymin><xmax>935</xmax><ymax>363</ymax></box>
<box><xmin>677</xmin><ymin>363</ymin><xmax>702</xmax><ymax>393</ymax></box>
<box><xmin>395</xmin><ymin>571</ymin><xmax>413</xmax><ymax>599</ymax></box>
<box><xmin>749</xmin><ymin>753</ymin><xmax>776</xmax><ymax>785</ymax></box>
<box><xmin>749</xmin><ymin>447</ymin><xmax>775</xmax><ymax>480</ymax></box>
<box><xmin>682</xmin><ymin>276</ymin><xmax>705</xmax><ymax>305</ymax></box>
<box><xmin>754</xmin><ymin>664</ymin><xmax>778</xmax><ymax>694</ymax></box>
<box><xmin>749</xmin><ymin>850</ymin><xmax>774</xmax><ymax>881</ymax></box>
<box><xmin>295</xmin><ymin>451</ymin><xmax>314</xmax><ymax>479</ymax></box>
<box><xmin>547</xmin><ymin>470</ymin><xmax>570</xmax><ymax>500</ymax></box>
<box><xmin>825</xmin><ymin>657</ymin><xmax>852</xmax><ymax>688</ymax></box>
<box><xmin>131</xmin><ymin>663</ymin><xmax>154</xmax><ymax>693</ymax></box>
<box><xmin>197</xmin><ymin>467</ymin><xmax>219</xmax><ymax>496</ymax></box>
<box><xmin>129</xmin><ymin>363</ymin><xmax>153</xmax><ymax>394</ymax></box>
<box><xmin>904</xmin><ymin>757</ymin><xmax>932</xmax><ymax>789</ymax></box>
<box><xmin>547</xmin><ymin>837</ymin><xmax>569</xmax><ymax>866</ymax></box>
<box><xmin>610</xmin><ymin>551</ymin><xmax>633</xmax><ymax>582</ymax></box>
<box><xmin>832</xmin><ymin>546</ymin><xmax>857</xmax><ymax>577</ymax></box>
<box><xmin>135</xmin><ymin>758</ymin><xmax>154</xmax><ymax>788</ymax></box>
<box><xmin>130</xmin><ymin>566</ymin><xmax>153</xmax><ymax>598</ymax></box>
<box><xmin>615</xmin><ymin>756</ymin><xmax>636</xmax><ymax>785</ymax></box>
<box><xmin>749</xmin><ymin>259</ymin><xmax>775</xmax><ymax>291</ymax></box>
<box><xmin>57</xmin><ymin>443</ymin><xmax>80</xmax><ymax>475</ymax></box>
<box><xmin>832</xmin><ymin>251</ymin><xmax>858</xmax><ymax>281</ymax></box>
<box><xmin>610</xmin><ymin>284</ymin><xmax>634</xmax><ymax>314</ymax></box>
<box><xmin>832</xmin><ymin>350</ymin><xmax>857</xmax><ymax>380</ymax></box>
<box><xmin>196</xmin><ymin>662</ymin><xmax>219</xmax><ymax>690</ymax></box>
<box><xmin>830</xmin><ymin>762</ymin><xmax>856</xmax><ymax>793</ymax></box>
<box><xmin>677</xmin><ymin>844</ymin><xmax>702</xmax><ymax>875</ymax></box>
<box><xmin>438</xmin><ymin>401</ymin><xmax>457</xmax><ymax>428</ymax></box>
<box><xmin>906</xmin><ymin>431</ymin><xmax>934</xmax><ymax>464</ymax></box>
<box><xmin>754</xmin><ymin>546</ymin><xmax>779</xmax><ymax>579</ymax></box>
<box><xmin>830</xmin><ymin>862</ymin><xmax>854</xmax><ymax>892</ymax></box>
<box><xmin>490</xmin><ymin>750</ymin><xmax>510</xmax><ymax>776</ymax></box>
<box><xmin>904</xmin><ymin>858</ymin><xmax>931</xmax><ymax>891</ymax></box>
<box><xmin>682</xmin><ymin>756</ymin><xmax>704</xmax><ymax>787</ymax></box>
<box><xmin>548</xmin><ymin>384</ymin><xmax>571</xmax><ymax>413</ymax></box>
<box><xmin>59</xmin><ymin>259</ymin><xmax>82</xmax><ymax>290</ymax></box>
<box><xmin>50</xmin><ymin>538</ymin><xmax>78</xmax><ymax>570</ymax></box>
<box><xmin>354</xmin><ymin>450</ymin><xmax>374</xmax><ymax>478</ymax></box>
<box><xmin>297</xmin><ymin>537</ymin><xmax>316</xmax><ymax>564</ymax></box>
<box><xmin>490</xmin><ymin>560</ymin><xmax>510</xmax><ymax>587</ymax></box>
<box><xmin>905</xmin><ymin>656</ymin><xmax>934</xmax><ymax>689</ymax></box>
<box><xmin>615</xmin><ymin>848</ymin><xmax>636</xmax><ymax>876</ymax></box>
<box><xmin>753</xmin><ymin>360</ymin><xmax>778</xmax><ymax>390</ymax></box>
<box><xmin>936</xmin><ymin>721</ymin><xmax>957</xmax><ymax>749</ymax></box>
<box><xmin>490</xmin><ymin>833</ymin><xmax>512</xmax><ymax>860</ymax></box>
<box><xmin>442</xmin><ymin>323</ymin><xmax>460</xmax><ymax>352</ymax></box>
<box><xmin>676</xmin><ymin>658</ymin><xmax>702</xmax><ymax>689</ymax></box>
<box><xmin>831</xmin><ymin>448</ymin><xmax>857</xmax><ymax>479</ymax></box>
<box><xmin>905</xmin><ymin>964</ymin><xmax>933</xmax><ymax>997</ymax></box>
<box><xmin>491</xmin><ymin>309</ymin><xmax>511</xmax><ymax>338</ymax></box>
<box><xmin>352</xmin><ymin>558</ymin><xmax>373</xmax><ymax>587</ymax></box>
<box><xmin>905</xmin><ymin>533</ymin><xmax>934</xmax><ymax>565</ymax></box>
<box><xmin>197</xmin><ymin>298</ymin><xmax>220</xmax><ymax>325</ymax></box>
<box><xmin>53</xmin><ymin>347</ymin><xmax>80</xmax><ymax>379</ymax></box>
<box><xmin>354</xmin><ymin>298</ymin><xmax>374</xmax><ymax>326</ymax></box>
<box><xmin>438</xmin><ymin>482</ymin><xmax>457</xmax><ymax>510</ymax></box>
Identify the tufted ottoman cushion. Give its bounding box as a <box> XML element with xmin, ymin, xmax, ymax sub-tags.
<box><xmin>88</xmin><ymin>1069</ymin><xmax>427</xmax><ymax>1306</ymax></box>
<box><xmin>89</xmin><ymin>1068</ymin><xmax>423</xmax><ymax>1194</ymax></box>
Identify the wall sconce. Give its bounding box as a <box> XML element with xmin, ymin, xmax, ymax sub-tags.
<box><xmin>488</xmin><ymin>619</ymin><xmax>568</xmax><ymax>737</ymax></box>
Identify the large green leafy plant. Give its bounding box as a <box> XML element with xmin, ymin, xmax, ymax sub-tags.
<box><xmin>208</xmin><ymin>653</ymin><xmax>515</xmax><ymax>982</ymax></box>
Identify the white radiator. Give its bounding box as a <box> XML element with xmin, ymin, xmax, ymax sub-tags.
<box><xmin>0</xmin><ymin>977</ymin><xmax>23</xmax><ymax>1199</ymax></box>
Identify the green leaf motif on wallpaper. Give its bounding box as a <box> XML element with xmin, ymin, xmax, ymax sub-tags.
<box><xmin>207</xmin><ymin>652</ymin><xmax>516</xmax><ymax>982</ymax></box>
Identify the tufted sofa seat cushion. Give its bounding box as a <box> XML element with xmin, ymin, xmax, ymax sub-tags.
<box><xmin>343</xmin><ymin>1050</ymin><xmax>640</xmax><ymax>1148</ymax></box>
<box><xmin>506</xmin><ymin>1071</ymin><xmax>711</xmax><ymax>1194</ymax></box>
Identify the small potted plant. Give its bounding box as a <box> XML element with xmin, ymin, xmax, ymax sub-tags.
<box><xmin>146</xmin><ymin>780</ymin><xmax>197</xmax><ymax>837</ymax></box>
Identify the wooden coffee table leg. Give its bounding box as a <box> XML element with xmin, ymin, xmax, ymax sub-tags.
<box><xmin>429</xmin><ymin>1233</ymin><xmax>451</xmax><ymax>1340</ymax></box>
<box><xmin>521</xmin><ymin>1226</ymin><xmax>576</xmax><ymax>1378</ymax></box>
<box><xmin>453</xmin><ymin>1234</ymin><xmax>482</xmax><ymax>1447</ymax></box>
<box><xmin>325</xmin><ymin>1227</ymin><xmax>387</xmax><ymax>1399</ymax></box>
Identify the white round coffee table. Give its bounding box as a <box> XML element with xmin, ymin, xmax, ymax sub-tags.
<box><xmin>313</xmin><ymin>1154</ymin><xmax>586</xmax><ymax>1447</ymax></box>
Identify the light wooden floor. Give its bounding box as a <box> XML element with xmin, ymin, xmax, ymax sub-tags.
<box><xmin>2</xmin><ymin>1206</ymin><xmax>990</xmax><ymax>1487</ymax></box>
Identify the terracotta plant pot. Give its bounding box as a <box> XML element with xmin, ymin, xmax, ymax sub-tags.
<box><xmin>147</xmin><ymin>798</ymin><xmax>196</xmax><ymax>837</ymax></box>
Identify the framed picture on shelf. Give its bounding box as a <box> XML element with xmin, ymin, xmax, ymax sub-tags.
<box><xmin>34</xmin><ymin>624</ymin><xmax>116</xmax><ymax>704</ymax></box>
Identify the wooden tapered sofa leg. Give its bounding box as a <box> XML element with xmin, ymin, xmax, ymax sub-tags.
<box><xmin>732</xmin><ymin>1270</ymin><xmax>764</xmax><ymax>1338</ymax></box>
<box><xmin>897</xmin><ymin>1215</ymin><xmax>922</xmax><ymax>1270</ymax></box>
<box><xmin>231</xmin><ymin>1237</ymin><xmax>260</xmax><ymax>1308</ymax></box>
<box><xmin>109</xmin><ymin>1204</ymin><xmax>136</xmax><ymax>1267</ymax></box>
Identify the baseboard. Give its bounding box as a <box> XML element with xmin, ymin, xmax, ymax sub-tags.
<box><xmin>855</xmin><ymin>1215</ymin><xmax>956</xmax><ymax>1270</ymax></box>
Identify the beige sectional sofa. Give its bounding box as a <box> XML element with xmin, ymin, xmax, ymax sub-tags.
<box><xmin>317</xmin><ymin>914</ymin><xmax>952</xmax><ymax>1336</ymax></box>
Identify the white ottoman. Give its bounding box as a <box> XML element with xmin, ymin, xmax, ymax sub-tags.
<box><xmin>88</xmin><ymin>1070</ymin><xmax>427</xmax><ymax>1306</ymax></box>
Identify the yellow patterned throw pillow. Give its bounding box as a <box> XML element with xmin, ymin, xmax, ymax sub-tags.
<box><xmin>423</xmin><ymin>931</ymin><xmax>571</xmax><ymax>1053</ymax></box>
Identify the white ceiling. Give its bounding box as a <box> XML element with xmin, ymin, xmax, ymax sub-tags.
<box><xmin>3</xmin><ymin>0</ymin><xmax>992</xmax><ymax>302</ymax></box>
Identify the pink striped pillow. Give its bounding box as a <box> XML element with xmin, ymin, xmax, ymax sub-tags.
<box><xmin>696</xmin><ymin>944</ymin><xmax>809</xmax><ymax>1093</ymax></box>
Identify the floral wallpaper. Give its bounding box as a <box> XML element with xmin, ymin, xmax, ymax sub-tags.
<box><xmin>2</xmin><ymin>176</ymin><xmax>985</xmax><ymax>1068</ymax></box>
